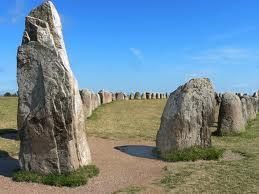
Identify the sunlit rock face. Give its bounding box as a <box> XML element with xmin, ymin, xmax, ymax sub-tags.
<box><xmin>217</xmin><ymin>93</ymin><xmax>246</xmax><ymax>135</ymax></box>
<box><xmin>156</xmin><ymin>78</ymin><xmax>216</xmax><ymax>153</ymax></box>
<box><xmin>17</xmin><ymin>1</ymin><xmax>91</xmax><ymax>174</ymax></box>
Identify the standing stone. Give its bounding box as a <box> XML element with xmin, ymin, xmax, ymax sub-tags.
<box><xmin>160</xmin><ymin>93</ymin><xmax>163</xmax><ymax>99</ymax></box>
<box><xmin>156</xmin><ymin>93</ymin><xmax>160</xmax><ymax>99</ymax></box>
<box><xmin>124</xmin><ymin>93</ymin><xmax>129</xmax><ymax>100</ymax></box>
<box><xmin>217</xmin><ymin>93</ymin><xmax>246</xmax><ymax>135</ymax></box>
<box><xmin>91</xmin><ymin>93</ymin><xmax>101</xmax><ymax>111</ymax></box>
<box><xmin>146</xmin><ymin>92</ymin><xmax>151</xmax><ymax>100</ymax></box>
<box><xmin>80</xmin><ymin>89</ymin><xmax>93</xmax><ymax>118</ymax></box>
<box><xmin>141</xmin><ymin>93</ymin><xmax>147</xmax><ymax>100</ymax></box>
<box><xmin>112</xmin><ymin>93</ymin><xmax>116</xmax><ymax>101</ymax></box>
<box><xmin>116</xmin><ymin>92</ymin><xmax>124</xmax><ymax>101</ymax></box>
<box><xmin>165</xmin><ymin>93</ymin><xmax>169</xmax><ymax>98</ymax></box>
<box><xmin>240</xmin><ymin>96</ymin><xmax>257</xmax><ymax>122</ymax></box>
<box><xmin>156</xmin><ymin>78</ymin><xmax>216</xmax><ymax>153</ymax></box>
<box><xmin>98</xmin><ymin>90</ymin><xmax>112</xmax><ymax>104</ymax></box>
<box><xmin>17</xmin><ymin>1</ymin><xmax>91</xmax><ymax>174</ymax></box>
<box><xmin>129</xmin><ymin>93</ymin><xmax>134</xmax><ymax>100</ymax></box>
<box><xmin>134</xmin><ymin>92</ymin><xmax>141</xmax><ymax>100</ymax></box>
<box><xmin>151</xmin><ymin>93</ymin><xmax>156</xmax><ymax>99</ymax></box>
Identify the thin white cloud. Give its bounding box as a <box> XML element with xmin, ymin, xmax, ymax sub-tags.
<box><xmin>190</xmin><ymin>47</ymin><xmax>259</xmax><ymax>65</ymax></box>
<box><xmin>129</xmin><ymin>48</ymin><xmax>144</xmax><ymax>62</ymax></box>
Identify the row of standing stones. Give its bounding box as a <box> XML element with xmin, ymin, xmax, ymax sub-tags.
<box><xmin>16</xmin><ymin>1</ymin><xmax>259</xmax><ymax>175</ymax></box>
<box><xmin>80</xmin><ymin>90</ymin><xmax>169</xmax><ymax>118</ymax></box>
<box><xmin>156</xmin><ymin>78</ymin><xmax>259</xmax><ymax>153</ymax></box>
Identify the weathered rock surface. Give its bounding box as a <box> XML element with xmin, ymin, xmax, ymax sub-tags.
<box><xmin>116</xmin><ymin>92</ymin><xmax>124</xmax><ymax>101</ymax></box>
<box><xmin>240</xmin><ymin>96</ymin><xmax>257</xmax><ymax>122</ymax></box>
<box><xmin>112</xmin><ymin>93</ymin><xmax>116</xmax><ymax>101</ymax></box>
<box><xmin>217</xmin><ymin>93</ymin><xmax>246</xmax><ymax>135</ymax></box>
<box><xmin>98</xmin><ymin>90</ymin><xmax>112</xmax><ymax>104</ymax></box>
<box><xmin>141</xmin><ymin>93</ymin><xmax>147</xmax><ymax>100</ymax></box>
<box><xmin>134</xmin><ymin>92</ymin><xmax>141</xmax><ymax>100</ymax></box>
<box><xmin>80</xmin><ymin>89</ymin><xmax>93</xmax><ymax>118</ymax></box>
<box><xmin>17</xmin><ymin>1</ymin><xmax>91</xmax><ymax>174</ymax></box>
<box><xmin>156</xmin><ymin>93</ymin><xmax>160</xmax><ymax>99</ymax></box>
<box><xmin>129</xmin><ymin>93</ymin><xmax>134</xmax><ymax>100</ymax></box>
<box><xmin>151</xmin><ymin>93</ymin><xmax>156</xmax><ymax>99</ymax></box>
<box><xmin>156</xmin><ymin>78</ymin><xmax>216</xmax><ymax>152</ymax></box>
<box><xmin>91</xmin><ymin>93</ymin><xmax>101</xmax><ymax>110</ymax></box>
<box><xmin>146</xmin><ymin>92</ymin><xmax>151</xmax><ymax>99</ymax></box>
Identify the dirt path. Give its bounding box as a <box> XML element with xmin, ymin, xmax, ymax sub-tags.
<box><xmin>0</xmin><ymin>137</ymin><xmax>167</xmax><ymax>194</ymax></box>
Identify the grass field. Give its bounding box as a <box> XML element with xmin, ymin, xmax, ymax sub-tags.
<box><xmin>0</xmin><ymin>97</ymin><xmax>258</xmax><ymax>192</ymax></box>
<box><xmin>86</xmin><ymin>99</ymin><xmax>166</xmax><ymax>140</ymax></box>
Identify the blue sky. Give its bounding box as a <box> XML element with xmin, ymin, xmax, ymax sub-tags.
<box><xmin>0</xmin><ymin>0</ymin><xmax>258</xmax><ymax>94</ymax></box>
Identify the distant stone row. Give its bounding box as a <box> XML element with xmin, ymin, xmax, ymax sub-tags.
<box><xmin>80</xmin><ymin>90</ymin><xmax>169</xmax><ymax>118</ymax></box>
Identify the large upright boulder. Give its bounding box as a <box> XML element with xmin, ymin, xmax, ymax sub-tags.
<box><xmin>134</xmin><ymin>92</ymin><xmax>141</xmax><ymax>100</ymax></box>
<box><xmin>80</xmin><ymin>89</ymin><xmax>93</xmax><ymax>118</ymax></box>
<box><xmin>17</xmin><ymin>1</ymin><xmax>91</xmax><ymax>174</ymax></box>
<box><xmin>156</xmin><ymin>78</ymin><xmax>216</xmax><ymax>153</ymax></box>
<box><xmin>98</xmin><ymin>90</ymin><xmax>112</xmax><ymax>104</ymax></box>
<box><xmin>217</xmin><ymin>93</ymin><xmax>246</xmax><ymax>135</ymax></box>
<box><xmin>141</xmin><ymin>93</ymin><xmax>147</xmax><ymax>100</ymax></box>
<box><xmin>116</xmin><ymin>92</ymin><xmax>124</xmax><ymax>101</ymax></box>
<box><xmin>146</xmin><ymin>92</ymin><xmax>151</xmax><ymax>99</ymax></box>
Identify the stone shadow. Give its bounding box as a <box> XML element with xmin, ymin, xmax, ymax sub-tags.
<box><xmin>0</xmin><ymin>150</ymin><xmax>19</xmax><ymax>177</ymax></box>
<box><xmin>114</xmin><ymin>145</ymin><xmax>159</xmax><ymax>159</ymax></box>
<box><xmin>0</xmin><ymin>129</ymin><xmax>19</xmax><ymax>140</ymax></box>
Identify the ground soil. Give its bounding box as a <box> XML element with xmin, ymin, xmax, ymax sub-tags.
<box><xmin>0</xmin><ymin>137</ymin><xmax>167</xmax><ymax>194</ymax></box>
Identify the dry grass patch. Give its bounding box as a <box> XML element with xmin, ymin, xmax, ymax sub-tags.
<box><xmin>86</xmin><ymin>100</ymin><xmax>166</xmax><ymax>140</ymax></box>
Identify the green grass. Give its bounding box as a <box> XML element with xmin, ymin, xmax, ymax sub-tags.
<box><xmin>0</xmin><ymin>97</ymin><xmax>17</xmax><ymax>129</ymax></box>
<box><xmin>13</xmin><ymin>165</ymin><xmax>99</xmax><ymax>187</ymax></box>
<box><xmin>1</xmin><ymin>97</ymin><xmax>259</xmax><ymax>192</ymax></box>
<box><xmin>159</xmin><ymin>146</ymin><xmax>224</xmax><ymax>162</ymax></box>
<box><xmin>112</xmin><ymin>185</ymin><xmax>146</xmax><ymax>194</ymax></box>
<box><xmin>157</xmin><ymin>114</ymin><xmax>259</xmax><ymax>193</ymax></box>
<box><xmin>86</xmin><ymin>99</ymin><xmax>166</xmax><ymax>140</ymax></box>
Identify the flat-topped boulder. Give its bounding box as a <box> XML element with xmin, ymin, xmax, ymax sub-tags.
<box><xmin>17</xmin><ymin>1</ymin><xmax>91</xmax><ymax>174</ymax></box>
<box><xmin>98</xmin><ymin>90</ymin><xmax>112</xmax><ymax>104</ymax></box>
<box><xmin>217</xmin><ymin>93</ymin><xmax>246</xmax><ymax>135</ymax></box>
<box><xmin>156</xmin><ymin>78</ymin><xmax>216</xmax><ymax>153</ymax></box>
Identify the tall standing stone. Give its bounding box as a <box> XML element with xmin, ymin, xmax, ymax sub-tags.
<box><xmin>17</xmin><ymin>1</ymin><xmax>91</xmax><ymax>174</ymax></box>
<box><xmin>156</xmin><ymin>78</ymin><xmax>216</xmax><ymax>153</ymax></box>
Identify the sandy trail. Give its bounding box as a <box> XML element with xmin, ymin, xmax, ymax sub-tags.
<box><xmin>0</xmin><ymin>137</ymin><xmax>167</xmax><ymax>194</ymax></box>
